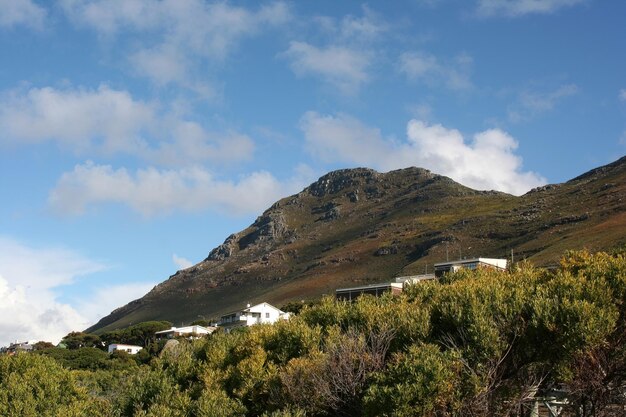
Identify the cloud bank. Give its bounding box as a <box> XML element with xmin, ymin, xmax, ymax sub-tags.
<box><xmin>282</xmin><ymin>7</ymin><xmax>384</xmax><ymax>95</ymax></box>
<box><xmin>49</xmin><ymin>162</ymin><xmax>314</xmax><ymax>217</ymax></box>
<box><xmin>0</xmin><ymin>85</ymin><xmax>254</xmax><ymax>165</ymax></box>
<box><xmin>61</xmin><ymin>0</ymin><xmax>291</xmax><ymax>87</ymax></box>
<box><xmin>283</xmin><ymin>42</ymin><xmax>372</xmax><ymax>94</ymax></box>
<box><xmin>0</xmin><ymin>237</ymin><xmax>102</xmax><ymax>345</ymax></box>
<box><xmin>300</xmin><ymin>112</ymin><xmax>545</xmax><ymax>195</ymax></box>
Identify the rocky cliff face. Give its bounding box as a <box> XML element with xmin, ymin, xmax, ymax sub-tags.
<box><xmin>88</xmin><ymin>158</ymin><xmax>626</xmax><ymax>333</ymax></box>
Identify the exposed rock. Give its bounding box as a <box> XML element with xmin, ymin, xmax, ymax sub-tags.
<box><xmin>527</xmin><ymin>184</ymin><xmax>559</xmax><ymax>194</ymax></box>
<box><xmin>306</xmin><ymin>168</ymin><xmax>378</xmax><ymax>197</ymax></box>
<box><xmin>206</xmin><ymin>233</ymin><xmax>239</xmax><ymax>261</ymax></box>
<box><xmin>541</xmin><ymin>213</ymin><xmax>591</xmax><ymax>230</ymax></box>
<box><xmin>318</xmin><ymin>206</ymin><xmax>341</xmax><ymax>222</ymax></box>
<box><xmin>375</xmin><ymin>245</ymin><xmax>399</xmax><ymax>256</ymax></box>
<box><xmin>160</xmin><ymin>339</ymin><xmax>180</xmax><ymax>358</ymax></box>
<box><xmin>239</xmin><ymin>211</ymin><xmax>289</xmax><ymax>250</ymax></box>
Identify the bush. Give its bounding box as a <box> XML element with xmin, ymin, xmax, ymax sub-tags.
<box><xmin>0</xmin><ymin>353</ymin><xmax>107</xmax><ymax>416</ymax></box>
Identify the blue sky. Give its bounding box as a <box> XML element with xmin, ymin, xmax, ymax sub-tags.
<box><xmin>1</xmin><ymin>0</ymin><xmax>625</xmax><ymax>345</ymax></box>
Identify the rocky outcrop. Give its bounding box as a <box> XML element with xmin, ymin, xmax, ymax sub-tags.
<box><xmin>206</xmin><ymin>233</ymin><xmax>238</xmax><ymax>261</ymax></box>
<box><xmin>238</xmin><ymin>211</ymin><xmax>289</xmax><ymax>250</ymax></box>
<box><xmin>306</xmin><ymin>168</ymin><xmax>378</xmax><ymax>197</ymax></box>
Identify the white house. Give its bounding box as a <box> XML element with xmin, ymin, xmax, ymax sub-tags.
<box><xmin>154</xmin><ymin>325</ymin><xmax>216</xmax><ymax>339</ymax></box>
<box><xmin>218</xmin><ymin>302</ymin><xmax>290</xmax><ymax>331</ymax></box>
<box><xmin>434</xmin><ymin>258</ymin><xmax>508</xmax><ymax>277</ymax></box>
<box><xmin>108</xmin><ymin>344</ymin><xmax>143</xmax><ymax>355</ymax></box>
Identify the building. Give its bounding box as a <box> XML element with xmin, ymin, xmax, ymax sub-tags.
<box><xmin>335</xmin><ymin>282</ymin><xmax>404</xmax><ymax>301</ymax></box>
<box><xmin>434</xmin><ymin>258</ymin><xmax>508</xmax><ymax>277</ymax></box>
<box><xmin>217</xmin><ymin>302</ymin><xmax>290</xmax><ymax>331</ymax></box>
<box><xmin>395</xmin><ymin>274</ymin><xmax>437</xmax><ymax>285</ymax></box>
<box><xmin>154</xmin><ymin>325</ymin><xmax>216</xmax><ymax>339</ymax></box>
<box><xmin>1</xmin><ymin>341</ymin><xmax>34</xmax><ymax>355</ymax></box>
<box><xmin>108</xmin><ymin>344</ymin><xmax>143</xmax><ymax>355</ymax></box>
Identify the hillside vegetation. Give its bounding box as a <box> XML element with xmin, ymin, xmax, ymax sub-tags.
<box><xmin>90</xmin><ymin>157</ymin><xmax>626</xmax><ymax>332</ymax></box>
<box><xmin>3</xmin><ymin>250</ymin><xmax>626</xmax><ymax>416</ymax></box>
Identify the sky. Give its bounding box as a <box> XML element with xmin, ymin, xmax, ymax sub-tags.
<box><xmin>0</xmin><ymin>0</ymin><xmax>625</xmax><ymax>346</ymax></box>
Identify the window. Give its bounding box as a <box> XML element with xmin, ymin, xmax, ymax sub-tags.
<box><xmin>265</xmin><ymin>312</ymin><xmax>270</xmax><ymax>318</ymax></box>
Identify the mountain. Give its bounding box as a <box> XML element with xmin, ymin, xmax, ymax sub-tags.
<box><xmin>88</xmin><ymin>157</ymin><xmax>626</xmax><ymax>332</ymax></box>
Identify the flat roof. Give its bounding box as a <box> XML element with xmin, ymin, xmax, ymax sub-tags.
<box><xmin>336</xmin><ymin>282</ymin><xmax>403</xmax><ymax>292</ymax></box>
<box><xmin>155</xmin><ymin>325</ymin><xmax>213</xmax><ymax>334</ymax></box>
<box><xmin>434</xmin><ymin>258</ymin><xmax>507</xmax><ymax>267</ymax></box>
<box><xmin>395</xmin><ymin>274</ymin><xmax>436</xmax><ymax>282</ymax></box>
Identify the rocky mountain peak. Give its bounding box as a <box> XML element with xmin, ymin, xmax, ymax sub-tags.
<box><xmin>306</xmin><ymin>168</ymin><xmax>379</xmax><ymax>197</ymax></box>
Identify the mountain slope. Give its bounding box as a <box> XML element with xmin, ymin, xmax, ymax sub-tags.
<box><xmin>88</xmin><ymin>157</ymin><xmax>626</xmax><ymax>332</ymax></box>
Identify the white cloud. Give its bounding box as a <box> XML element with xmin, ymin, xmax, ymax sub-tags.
<box><xmin>0</xmin><ymin>236</ymin><xmax>105</xmax><ymax>289</ymax></box>
<box><xmin>300</xmin><ymin>112</ymin><xmax>545</xmax><ymax>195</ymax></box>
<box><xmin>339</xmin><ymin>10</ymin><xmax>386</xmax><ymax>41</ymax></box>
<box><xmin>399</xmin><ymin>51</ymin><xmax>473</xmax><ymax>90</ymax></box>
<box><xmin>508</xmin><ymin>84</ymin><xmax>578</xmax><ymax>122</ymax></box>
<box><xmin>314</xmin><ymin>5</ymin><xmax>387</xmax><ymax>42</ymax></box>
<box><xmin>0</xmin><ymin>236</ymin><xmax>163</xmax><ymax>345</ymax></box>
<box><xmin>129</xmin><ymin>45</ymin><xmax>189</xmax><ymax>86</ymax></box>
<box><xmin>172</xmin><ymin>254</ymin><xmax>193</xmax><ymax>270</ymax></box>
<box><xmin>61</xmin><ymin>0</ymin><xmax>291</xmax><ymax>86</ymax></box>
<box><xmin>283</xmin><ymin>41</ymin><xmax>372</xmax><ymax>94</ymax></box>
<box><xmin>0</xmin><ymin>0</ymin><xmax>46</xmax><ymax>29</ymax></box>
<box><xmin>283</xmin><ymin>7</ymin><xmax>385</xmax><ymax>95</ymax></box>
<box><xmin>49</xmin><ymin>162</ymin><xmax>314</xmax><ymax>216</ymax></box>
<box><xmin>476</xmin><ymin>0</ymin><xmax>586</xmax><ymax>17</ymax></box>
<box><xmin>619</xmin><ymin>89</ymin><xmax>626</xmax><ymax>101</ymax></box>
<box><xmin>0</xmin><ymin>236</ymin><xmax>106</xmax><ymax>346</ymax></box>
<box><xmin>0</xmin><ymin>85</ymin><xmax>153</xmax><ymax>154</ymax></box>
<box><xmin>0</xmin><ymin>85</ymin><xmax>254</xmax><ymax>165</ymax></box>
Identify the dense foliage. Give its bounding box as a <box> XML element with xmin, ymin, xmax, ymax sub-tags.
<box><xmin>2</xmin><ymin>250</ymin><xmax>625</xmax><ymax>416</ymax></box>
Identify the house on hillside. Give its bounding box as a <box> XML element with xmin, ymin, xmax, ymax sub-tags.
<box><xmin>155</xmin><ymin>325</ymin><xmax>216</xmax><ymax>340</ymax></box>
<box><xmin>108</xmin><ymin>344</ymin><xmax>143</xmax><ymax>355</ymax></box>
<box><xmin>335</xmin><ymin>282</ymin><xmax>404</xmax><ymax>301</ymax></box>
<box><xmin>1</xmin><ymin>341</ymin><xmax>34</xmax><ymax>355</ymax></box>
<box><xmin>434</xmin><ymin>258</ymin><xmax>508</xmax><ymax>277</ymax></box>
<box><xmin>217</xmin><ymin>302</ymin><xmax>290</xmax><ymax>331</ymax></box>
<box><xmin>335</xmin><ymin>273</ymin><xmax>436</xmax><ymax>301</ymax></box>
<box><xmin>395</xmin><ymin>274</ymin><xmax>437</xmax><ymax>285</ymax></box>
<box><xmin>335</xmin><ymin>258</ymin><xmax>508</xmax><ymax>301</ymax></box>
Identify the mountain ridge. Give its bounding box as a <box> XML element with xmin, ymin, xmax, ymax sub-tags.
<box><xmin>88</xmin><ymin>157</ymin><xmax>626</xmax><ymax>333</ymax></box>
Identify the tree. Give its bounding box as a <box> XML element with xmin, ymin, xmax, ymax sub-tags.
<box><xmin>100</xmin><ymin>321</ymin><xmax>172</xmax><ymax>348</ymax></box>
<box><xmin>61</xmin><ymin>332</ymin><xmax>102</xmax><ymax>350</ymax></box>
<box><xmin>364</xmin><ymin>343</ymin><xmax>462</xmax><ymax>417</ymax></box>
<box><xmin>32</xmin><ymin>341</ymin><xmax>55</xmax><ymax>351</ymax></box>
